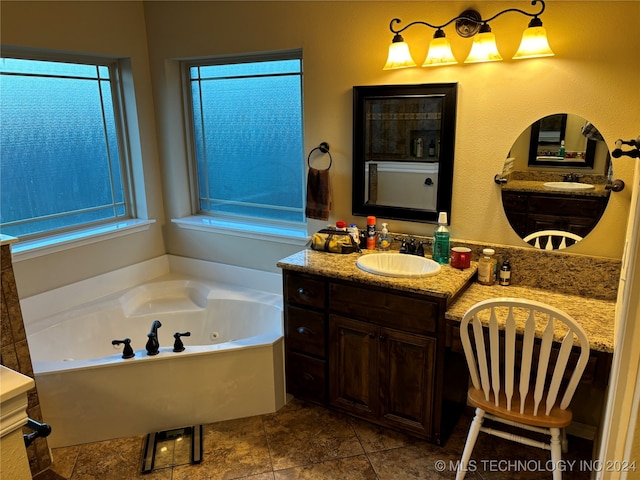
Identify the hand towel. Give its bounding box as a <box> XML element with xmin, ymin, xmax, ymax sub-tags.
<box><xmin>305</xmin><ymin>167</ymin><xmax>331</xmax><ymax>221</ymax></box>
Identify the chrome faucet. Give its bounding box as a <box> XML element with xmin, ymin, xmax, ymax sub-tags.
<box><xmin>145</xmin><ymin>320</ymin><xmax>162</xmax><ymax>356</ymax></box>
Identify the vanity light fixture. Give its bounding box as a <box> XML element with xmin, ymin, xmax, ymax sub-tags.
<box><xmin>383</xmin><ymin>0</ymin><xmax>554</xmax><ymax>69</ymax></box>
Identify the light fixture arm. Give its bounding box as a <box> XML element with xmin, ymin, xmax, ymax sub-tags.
<box><xmin>389</xmin><ymin>0</ymin><xmax>546</xmax><ymax>37</ymax></box>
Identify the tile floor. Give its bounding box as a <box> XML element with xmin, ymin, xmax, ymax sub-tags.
<box><xmin>37</xmin><ymin>399</ymin><xmax>594</xmax><ymax>480</ymax></box>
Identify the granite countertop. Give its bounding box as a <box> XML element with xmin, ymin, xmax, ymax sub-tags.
<box><xmin>445</xmin><ymin>283</ymin><xmax>615</xmax><ymax>353</ymax></box>
<box><xmin>276</xmin><ymin>249</ymin><xmax>477</xmax><ymax>301</ymax></box>
<box><xmin>277</xmin><ymin>249</ymin><xmax>615</xmax><ymax>354</ymax></box>
<box><xmin>501</xmin><ymin>180</ymin><xmax>609</xmax><ymax>197</ymax></box>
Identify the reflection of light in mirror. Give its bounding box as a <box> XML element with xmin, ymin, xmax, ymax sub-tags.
<box><xmin>500</xmin><ymin>113</ymin><xmax>611</xmax><ymax>250</ymax></box>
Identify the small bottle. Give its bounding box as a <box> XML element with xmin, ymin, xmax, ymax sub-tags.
<box><xmin>378</xmin><ymin>223</ymin><xmax>391</xmax><ymax>251</ymax></box>
<box><xmin>415</xmin><ymin>138</ymin><xmax>424</xmax><ymax>158</ymax></box>
<box><xmin>432</xmin><ymin>212</ymin><xmax>450</xmax><ymax>265</ymax></box>
<box><xmin>558</xmin><ymin>140</ymin><xmax>566</xmax><ymax>158</ymax></box>
<box><xmin>366</xmin><ymin>216</ymin><xmax>377</xmax><ymax>250</ymax></box>
<box><xmin>348</xmin><ymin>223</ymin><xmax>359</xmax><ymax>244</ymax></box>
<box><xmin>478</xmin><ymin>248</ymin><xmax>496</xmax><ymax>285</ymax></box>
<box><xmin>428</xmin><ymin>139</ymin><xmax>436</xmax><ymax>157</ymax></box>
<box><xmin>499</xmin><ymin>260</ymin><xmax>511</xmax><ymax>286</ymax></box>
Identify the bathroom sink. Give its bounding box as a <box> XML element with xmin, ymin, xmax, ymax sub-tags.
<box><xmin>356</xmin><ymin>253</ymin><xmax>441</xmax><ymax>278</ymax></box>
<box><xmin>543</xmin><ymin>181</ymin><xmax>595</xmax><ymax>191</ymax></box>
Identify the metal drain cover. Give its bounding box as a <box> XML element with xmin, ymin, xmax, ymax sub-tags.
<box><xmin>141</xmin><ymin>425</ymin><xmax>203</xmax><ymax>473</ymax></box>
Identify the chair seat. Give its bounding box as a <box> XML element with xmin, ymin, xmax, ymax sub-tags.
<box><xmin>468</xmin><ymin>387</ymin><xmax>573</xmax><ymax>428</ymax></box>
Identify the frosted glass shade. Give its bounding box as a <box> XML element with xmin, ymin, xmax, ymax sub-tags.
<box><xmin>464</xmin><ymin>32</ymin><xmax>503</xmax><ymax>63</ymax></box>
<box><xmin>383</xmin><ymin>40</ymin><xmax>417</xmax><ymax>70</ymax></box>
<box><xmin>422</xmin><ymin>37</ymin><xmax>458</xmax><ymax>67</ymax></box>
<box><xmin>513</xmin><ymin>26</ymin><xmax>555</xmax><ymax>59</ymax></box>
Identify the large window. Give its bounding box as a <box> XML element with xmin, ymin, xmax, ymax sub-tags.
<box><xmin>184</xmin><ymin>51</ymin><xmax>305</xmax><ymax>227</ymax></box>
<box><xmin>0</xmin><ymin>55</ymin><xmax>132</xmax><ymax>240</ymax></box>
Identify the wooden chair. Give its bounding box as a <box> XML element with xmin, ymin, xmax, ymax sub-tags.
<box><xmin>456</xmin><ymin>298</ymin><xmax>590</xmax><ymax>480</ymax></box>
<box><xmin>523</xmin><ymin>230</ymin><xmax>583</xmax><ymax>250</ymax></box>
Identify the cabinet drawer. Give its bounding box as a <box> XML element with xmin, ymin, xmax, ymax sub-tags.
<box><xmin>285</xmin><ymin>305</ymin><xmax>326</xmax><ymax>358</ymax></box>
<box><xmin>286</xmin><ymin>351</ymin><xmax>327</xmax><ymax>403</ymax></box>
<box><xmin>284</xmin><ymin>272</ymin><xmax>326</xmax><ymax>309</ymax></box>
<box><xmin>529</xmin><ymin>195</ymin><xmax>603</xmax><ymax>218</ymax></box>
<box><xmin>330</xmin><ymin>283</ymin><xmax>438</xmax><ymax>335</ymax></box>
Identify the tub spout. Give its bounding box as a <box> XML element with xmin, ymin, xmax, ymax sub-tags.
<box><xmin>145</xmin><ymin>320</ymin><xmax>162</xmax><ymax>356</ymax></box>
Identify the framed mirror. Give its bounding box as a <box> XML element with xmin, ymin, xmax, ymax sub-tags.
<box><xmin>502</xmin><ymin>113</ymin><xmax>611</xmax><ymax>249</ymax></box>
<box><xmin>528</xmin><ymin>113</ymin><xmax>598</xmax><ymax>168</ymax></box>
<box><xmin>352</xmin><ymin>83</ymin><xmax>457</xmax><ymax>223</ymax></box>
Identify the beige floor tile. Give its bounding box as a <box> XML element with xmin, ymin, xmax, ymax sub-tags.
<box><xmin>274</xmin><ymin>455</ymin><xmax>377</xmax><ymax>480</ymax></box>
<box><xmin>264</xmin><ymin>402</ymin><xmax>364</xmax><ymax>470</ymax></box>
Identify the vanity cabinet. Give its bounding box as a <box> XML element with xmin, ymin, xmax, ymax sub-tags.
<box><xmin>282</xmin><ymin>269</ymin><xmax>465</xmax><ymax>444</ymax></box>
<box><xmin>502</xmin><ymin>191</ymin><xmax>608</xmax><ymax>238</ymax></box>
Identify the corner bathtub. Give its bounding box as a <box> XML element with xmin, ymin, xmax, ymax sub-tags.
<box><xmin>25</xmin><ymin>277</ymin><xmax>285</xmax><ymax>448</ymax></box>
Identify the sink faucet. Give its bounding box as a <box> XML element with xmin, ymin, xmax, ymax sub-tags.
<box><xmin>562</xmin><ymin>172</ymin><xmax>583</xmax><ymax>182</ymax></box>
<box><xmin>145</xmin><ymin>320</ymin><xmax>162</xmax><ymax>356</ymax></box>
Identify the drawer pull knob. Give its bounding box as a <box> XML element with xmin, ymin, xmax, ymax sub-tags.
<box><xmin>297</xmin><ymin>287</ymin><xmax>308</xmax><ymax>296</ymax></box>
<box><xmin>297</xmin><ymin>326</ymin><xmax>314</xmax><ymax>336</ymax></box>
<box><xmin>303</xmin><ymin>372</ymin><xmax>316</xmax><ymax>382</ymax></box>
<box><xmin>379</xmin><ymin>335</ymin><xmax>387</xmax><ymax>341</ymax></box>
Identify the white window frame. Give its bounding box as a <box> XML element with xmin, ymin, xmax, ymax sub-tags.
<box><xmin>174</xmin><ymin>50</ymin><xmax>308</xmax><ymax>245</ymax></box>
<box><xmin>0</xmin><ymin>50</ymin><xmax>154</xmax><ymax>259</ymax></box>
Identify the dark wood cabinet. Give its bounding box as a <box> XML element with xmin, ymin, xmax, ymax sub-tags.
<box><xmin>502</xmin><ymin>191</ymin><xmax>608</xmax><ymax>238</ymax></box>
<box><xmin>283</xmin><ymin>269</ymin><xmax>466</xmax><ymax>444</ymax></box>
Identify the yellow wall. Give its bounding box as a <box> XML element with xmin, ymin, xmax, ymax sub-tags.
<box><xmin>2</xmin><ymin>1</ymin><xmax>640</xmax><ymax>293</ymax></box>
<box><xmin>144</xmin><ymin>1</ymin><xmax>639</xmax><ymax>272</ymax></box>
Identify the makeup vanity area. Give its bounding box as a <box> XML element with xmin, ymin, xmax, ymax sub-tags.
<box><xmin>277</xmin><ymin>102</ymin><xmax>622</xmax><ymax>445</ymax></box>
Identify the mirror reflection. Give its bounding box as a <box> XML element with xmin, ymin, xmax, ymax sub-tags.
<box><xmin>352</xmin><ymin>83</ymin><xmax>457</xmax><ymax>223</ymax></box>
<box><xmin>501</xmin><ymin>113</ymin><xmax>611</xmax><ymax>250</ymax></box>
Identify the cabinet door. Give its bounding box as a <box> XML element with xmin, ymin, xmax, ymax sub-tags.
<box><xmin>329</xmin><ymin>315</ymin><xmax>378</xmax><ymax>418</ymax></box>
<box><xmin>379</xmin><ymin>327</ymin><xmax>436</xmax><ymax>437</ymax></box>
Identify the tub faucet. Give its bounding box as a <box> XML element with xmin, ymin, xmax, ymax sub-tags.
<box><xmin>145</xmin><ymin>320</ymin><xmax>162</xmax><ymax>356</ymax></box>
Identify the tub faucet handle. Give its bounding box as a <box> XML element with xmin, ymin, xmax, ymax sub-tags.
<box><xmin>112</xmin><ymin>338</ymin><xmax>135</xmax><ymax>359</ymax></box>
<box><xmin>173</xmin><ymin>332</ymin><xmax>191</xmax><ymax>352</ymax></box>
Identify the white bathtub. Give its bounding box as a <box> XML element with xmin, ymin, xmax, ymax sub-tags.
<box><xmin>22</xmin><ymin>256</ymin><xmax>286</xmax><ymax>448</ymax></box>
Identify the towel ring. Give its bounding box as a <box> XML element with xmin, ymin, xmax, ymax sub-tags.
<box><xmin>307</xmin><ymin>142</ymin><xmax>332</xmax><ymax>170</ymax></box>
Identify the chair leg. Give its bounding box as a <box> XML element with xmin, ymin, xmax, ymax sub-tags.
<box><xmin>456</xmin><ymin>408</ymin><xmax>485</xmax><ymax>480</ymax></box>
<box><xmin>561</xmin><ymin>427</ymin><xmax>568</xmax><ymax>453</ymax></box>
<box><xmin>550</xmin><ymin>427</ymin><xmax>563</xmax><ymax>480</ymax></box>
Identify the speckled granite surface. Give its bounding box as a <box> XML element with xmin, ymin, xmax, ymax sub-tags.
<box><xmin>276</xmin><ymin>249</ymin><xmax>477</xmax><ymax>301</ymax></box>
<box><xmin>444</xmin><ymin>283</ymin><xmax>615</xmax><ymax>353</ymax></box>
<box><xmin>277</xmin><ymin>248</ymin><xmax>616</xmax><ymax>353</ymax></box>
<box><xmin>501</xmin><ymin>179</ymin><xmax>610</xmax><ymax>197</ymax></box>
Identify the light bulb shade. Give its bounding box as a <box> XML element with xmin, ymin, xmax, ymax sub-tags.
<box><xmin>422</xmin><ymin>37</ymin><xmax>458</xmax><ymax>67</ymax></box>
<box><xmin>513</xmin><ymin>26</ymin><xmax>554</xmax><ymax>59</ymax></box>
<box><xmin>464</xmin><ymin>31</ymin><xmax>503</xmax><ymax>63</ymax></box>
<box><xmin>383</xmin><ymin>40</ymin><xmax>417</xmax><ymax>70</ymax></box>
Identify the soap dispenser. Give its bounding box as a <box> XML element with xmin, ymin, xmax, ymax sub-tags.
<box><xmin>378</xmin><ymin>223</ymin><xmax>391</xmax><ymax>251</ymax></box>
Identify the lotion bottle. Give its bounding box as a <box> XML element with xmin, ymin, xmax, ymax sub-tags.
<box><xmin>378</xmin><ymin>223</ymin><xmax>391</xmax><ymax>251</ymax></box>
<box><xmin>478</xmin><ymin>248</ymin><xmax>496</xmax><ymax>285</ymax></box>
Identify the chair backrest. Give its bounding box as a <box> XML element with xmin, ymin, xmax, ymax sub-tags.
<box><xmin>460</xmin><ymin>298</ymin><xmax>590</xmax><ymax>416</ymax></box>
<box><xmin>523</xmin><ymin>230</ymin><xmax>583</xmax><ymax>250</ymax></box>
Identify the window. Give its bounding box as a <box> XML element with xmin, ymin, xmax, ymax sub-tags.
<box><xmin>0</xmin><ymin>55</ymin><xmax>132</xmax><ymax>240</ymax></box>
<box><xmin>184</xmin><ymin>51</ymin><xmax>305</xmax><ymax>228</ymax></box>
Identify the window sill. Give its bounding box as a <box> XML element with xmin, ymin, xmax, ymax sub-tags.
<box><xmin>11</xmin><ymin>219</ymin><xmax>156</xmax><ymax>262</ymax></box>
<box><xmin>172</xmin><ymin>216</ymin><xmax>309</xmax><ymax>246</ymax></box>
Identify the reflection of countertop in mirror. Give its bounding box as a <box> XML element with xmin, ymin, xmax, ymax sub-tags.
<box><xmin>502</xmin><ymin>180</ymin><xmax>609</xmax><ymax>197</ymax></box>
<box><xmin>446</xmin><ymin>283</ymin><xmax>615</xmax><ymax>353</ymax></box>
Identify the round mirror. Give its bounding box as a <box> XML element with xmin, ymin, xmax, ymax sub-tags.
<box><xmin>501</xmin><ymin>113</ymin><xmax>611</xmax><ymax>250</ymax></box>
